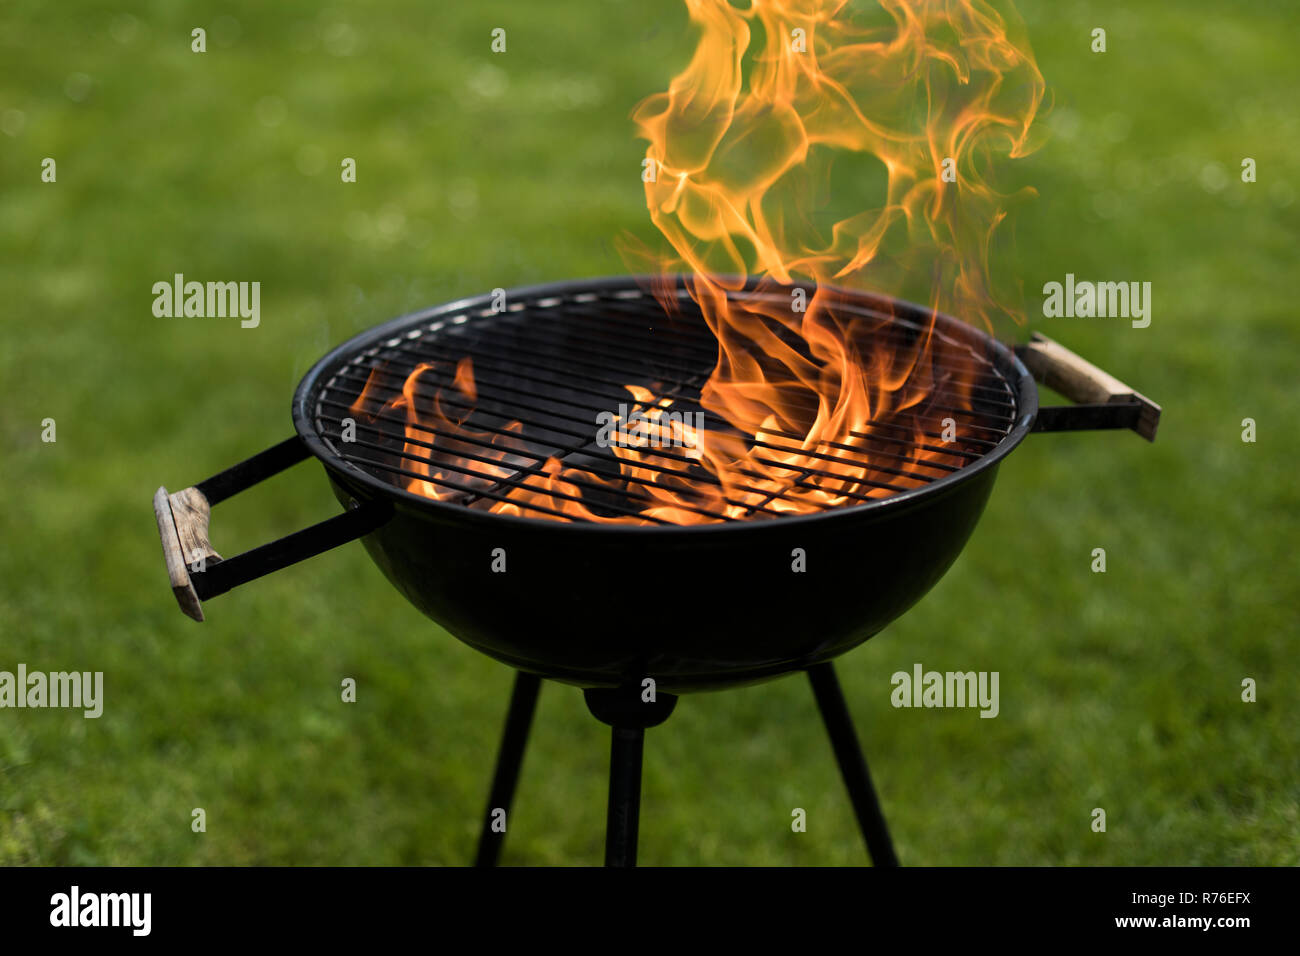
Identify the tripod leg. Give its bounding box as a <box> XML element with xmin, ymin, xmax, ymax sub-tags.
<box><xmin>474</xmin><ymin>671</ymin><xmax>542</xmax><ymax>867</ymax></box>
<box><xmin>604</xmin><ymin>726</ymin><xmax>645</xmax><ymax>867</ymax></box>
<box><xmin>582</xmin><ymin>683</ymin><xmax>675</xmax><ymax>867</ymax></box>
<box><xmin>807</xmin><ymin>662</ymin><xmax>900</xmax><ymax>867</ymax></box>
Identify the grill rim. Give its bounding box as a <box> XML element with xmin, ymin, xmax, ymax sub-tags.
<box><xmin>291</xmin><ymin>274</ymin><xmax>1038</xmax><ymax>535</ymax></box>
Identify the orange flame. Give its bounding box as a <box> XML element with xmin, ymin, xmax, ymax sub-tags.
<box><xmin>355</xmin><ymin>0</ymin><xmax>1042</xmax><ymax>523</ymax></box>
<box><xmin>634</xmin><ymin>0</ymin><xmax>1042</xmax><ymax>326</ymax></box>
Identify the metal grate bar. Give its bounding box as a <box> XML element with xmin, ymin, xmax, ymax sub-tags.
<box><xmin>373</xmin><ymin>292</ymin><xmax>1017</xmax><ymax>405</ymax></box>
<box><xmin>312</xmin><ymin>285</ymin><xmax>1020</xmax><ymax>524</ymax></box>
<box><xmin>321</xmin><ymin>392</ymin><xmax>921</xmax><ymax>509</ymax></box>
<box><xmin>316</xmin><ymin>403</ymin><xmax>800</xmax><ymax>520</ymax></box>
<box><xmin>556</xmin><ymin>294</ymin><xmax>1018</xmax><ymax>402</ymax></box>
<box><xmin>326</xmin><ymin>366</ymin><xmax>978</xmax><ymax>479</ymax></box>
<box><xmin>348</xmin><ymin>455</ymin><xmax>665</xmax><ymax>523</ymax></box>
<box><xmin>326</xmin><ymin>360</ymin><xmax>985</xmax><ymax>466</ymax></box>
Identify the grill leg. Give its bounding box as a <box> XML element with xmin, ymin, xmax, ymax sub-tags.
<box><xmin>584</xmin><ymin>684</ymin><xmax>678</xmax><ymax>868</ymax></box>
<box><xmin>605</xmin><ymin>727</ymin><xmax>644</xmax><ymax>867</ymax></box>
<box><xmin>807</xmin><ymin>662</ymin><xmax>900</xmax><ymax>867</ymax></box>
<box><xmin>474</xmin><ymin>671</ymin><xmax>542</xmax><ymax>867</ymax></box>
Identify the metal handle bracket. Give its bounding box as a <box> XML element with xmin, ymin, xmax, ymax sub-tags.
<box><xmin>1016</xmin><ymin>333</ymin><xmax>1161</xmax><ymax>440</ymax></box>
<box><xmin>153</xmin><ymin>437</ymin><xmax>391</xmax><ymax>621</ymax></box>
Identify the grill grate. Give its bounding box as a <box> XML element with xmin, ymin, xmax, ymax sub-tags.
<box><xmin>310</xmin><ymin>283</ymin><xmax>1019</xmax><ymax>524</ymax></box>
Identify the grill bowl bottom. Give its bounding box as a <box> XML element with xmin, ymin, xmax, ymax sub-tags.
<box><xmin>326</xmin><ymin>462</ymin><xmax>1002</xmax><ymax>693</ymax></box>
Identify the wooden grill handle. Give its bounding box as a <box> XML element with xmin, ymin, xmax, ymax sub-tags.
<box><xmin>1019</xmin><ymin>333</ymin><xmax>1161</xmax><ymax>441</ymax></box>
<box><xmin>154</xmin><ymin>486</ymin><xmax>220</xmax><ymax>621</ymax></box>
<box><xmin>153</xmin><ymin>437</ymin><xmax>391</xmax><ymax>622</ymax></box>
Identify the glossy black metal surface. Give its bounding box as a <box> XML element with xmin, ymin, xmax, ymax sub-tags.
<box><xmin>809</xmin><ymin>662</ymin><xmax>899</xmax><ymax>866</ymax></box>
<box><xmin>474</xmin><ymin>671</ymin><xmax>541</xmax><ymax>867</ymax></box>
<box><xmin>287</xmin><ymin>276</ymin><xmax>1036</xmax><ymax>692</ymax></box>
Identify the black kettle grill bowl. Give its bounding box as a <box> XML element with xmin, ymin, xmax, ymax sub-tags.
<box><xmin>290</xmin><ymin>276</ymin><xmax>1036</xmax><ymax>691</ymax></box>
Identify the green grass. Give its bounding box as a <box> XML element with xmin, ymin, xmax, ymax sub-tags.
<box><xmin>1</xmin><ymin>0</ymin><xmax>1296</xmax><ymax>865</ymax></box>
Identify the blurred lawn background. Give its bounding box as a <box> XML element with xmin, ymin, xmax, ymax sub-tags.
<box><xmin>1</xmin><ymin>0</ymin><xmax>1296</xmax><ymax>865</ymax></box>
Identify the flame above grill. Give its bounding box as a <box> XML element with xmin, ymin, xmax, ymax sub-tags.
<box><xmin>352</xmin><ymin>0</ymin><xmax>1043</xmax><ymax>524</ymax></box>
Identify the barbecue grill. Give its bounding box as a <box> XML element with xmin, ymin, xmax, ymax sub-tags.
<box><xmin>153</xmin><ymin>275</ymin><xmax>1159</xmax><ymax>866</ymax></box>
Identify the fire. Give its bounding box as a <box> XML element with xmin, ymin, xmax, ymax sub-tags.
<box><xmin>351</xmin><ymin>0</ymin><xmax>1043</xmax><ymax>523</ymax></box>
<box><xmin>349</xmin><ymin>359</ymin><xmax>532</xmax><ymax>501</ymax></box>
